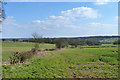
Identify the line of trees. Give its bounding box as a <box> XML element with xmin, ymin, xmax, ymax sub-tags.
<box><xmin>2</xmin><ymin>37</ymin><xmax>102</xmax><ymax>49</ymax></box>
<box><xmin>113</xmin><ymin>39</ymin><xmax>120</xmax><ymax>44</ymax></box>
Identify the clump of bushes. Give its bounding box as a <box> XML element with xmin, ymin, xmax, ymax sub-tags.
<box><xmin>99</xmin><ymin>56</ymin><xmax>116</xmax><ymax>62</ymax></box>
<box><xmin>90</xmin><ymin>56</ymin><xmax>117</xmax><ymax>63</ymax></box>
<box><xmin>90</xmin><ymin>57</ymin><xmax>99</xmax><ymax>62</ymax></box>
<box><xmin>101</xmin><ymin>53</ymin><xmax>118</xmax><ymax>57</ymax></box>
<box><xmin>55</xmin><ymin>39</ymin><xmax>68</xmax><ymax>49</ymax></box>
<box><xmin>10</xmin><ymin>48</ymin><xmax>38</xmax><ymax>64</ymax></box>
<box><xmin>113</xmin><ymin>39</ymin><xmax>120</xmax><ymax>45</ymax></box>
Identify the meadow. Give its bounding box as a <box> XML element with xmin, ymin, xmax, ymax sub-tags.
<box><xmin>2</xmin><ymin>41</ymin><xmax>118</xmax><ymax>78</ymax></box>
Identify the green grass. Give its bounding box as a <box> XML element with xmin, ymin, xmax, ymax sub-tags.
<box><xmin>2</xmin><ymin>41</ymin><xmax>55</xmax><ymax>61</ymax></box>
<box><xmin>2</xmin><ymin>41</ymin><xmax>118</xmax><ymax>78</ymax></box>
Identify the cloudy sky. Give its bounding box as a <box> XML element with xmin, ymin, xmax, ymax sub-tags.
<box><xmin>2</xmin><ymin>2</ymin><xmax>118</xmax><ymax>38</ymax></box>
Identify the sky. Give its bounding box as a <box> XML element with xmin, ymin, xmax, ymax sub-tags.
<box><xmin>1</xmin><ymin>2</ymin><xmax>118</xmax><ymax>38</ymax></box>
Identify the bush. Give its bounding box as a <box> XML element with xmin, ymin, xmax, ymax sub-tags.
<box><xmin>85</xmin><ymin>40</ymin><xmax>101</xmax><ymax>46</ymax></box>
<box><xmin>34</xmin><ymin>43</ymin><xmax>39</xmax><ymax>50</ymax></box>
<box><xmin>113</xmin><ymin>39</ymin><xmax>120</xmax><ymax>44</ymax></box>
<box><xmin>10</xmin><ymin>48</ymin><xmax>38</xmax><ymax>64</ymax></box>
<box><xmin>55</xmin><ymin>39</ymin><xmax>68</xmax><ymax>49</ymax></box>
<box><xmin>90</xmin><ymin>57</ymin><xmax>99</xmax><ymax>62</ymax></box>
<box><xmin>99</xmin><ymin>56</ymin><xmax>116</xmax><ymax>62</ymax></box>
<box><xmin>101</xmin><ymin>53</ymin><xmax>118</xmax><ymax>58</ymax></box>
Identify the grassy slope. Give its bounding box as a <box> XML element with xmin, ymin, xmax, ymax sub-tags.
<box><xmin>2</xmin><ymin>41</ymin><xmax>55</xmax><ymax>61</ymax></box>
<box><xmin>2</xmin><ymin>41</ymin><xmax>118</xmax><ymax>78</ymax></box>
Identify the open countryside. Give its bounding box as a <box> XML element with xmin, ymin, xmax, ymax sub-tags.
<box><xmin>2</xmin><ymin>36</ymin><xmax>119</xmax><ymax>78</ymax></box>
<box><xmin>1</xmin><ymin>2</ymin><xmax>119</xmax><ymax>78</ymax></box>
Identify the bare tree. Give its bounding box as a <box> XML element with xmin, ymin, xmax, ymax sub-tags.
<box><xmin>32</xmin><ymin>32</ymin><xmax>40</xmax><ymax>39</ymax></box>
<box><xmin>32</xmin><ymin>32</ymin><xmax>43</xmax><ymax>50</ymax></box>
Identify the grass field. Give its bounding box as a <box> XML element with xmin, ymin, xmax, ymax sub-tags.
<box><xmin>2</xmin><ymin>41</ymin><xmax>55</xmax><ymax>61</ymax></box>
<box><xmin>2</xmin><ymin>41</ymin><xmax>118</xmax><ymax>78</ymax></box>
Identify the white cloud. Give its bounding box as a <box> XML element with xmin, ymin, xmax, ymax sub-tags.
<box><xmin>31</xmin><ymin>7</ymin><xmax>100</xmax><ymax>29</ymax></box>
<box><xmin>115</xmin><ymin>16</ymin><xmax>118</xmax><ymax>21</ymax></box>
<box><xmin>89</xmin><ymin>22</ymin><xmax>101</xmax><ymax>26</ymax></box>
<box><xmin>49</xmin><ymin>16</ymin><xmax>57</xmax><ymax>19</ymax></box>
<box><xmin>61</xmin><ymin>7</ymin><xmax>99</xmax><ymax>19</ymax></box>
<box><xmin>95</xmin><ymin>2</ymin><xmax>107</xmax><ymax>5</ymax></box>
<box><xmin>32</xmin><ymin>20</ymin><xmax>41</xmax><ymax>23</ymax></box>
<box><xmin>89</xmin><ymin>22</ymin><xmax>117</xmax><ymax>28</ymax></box>
<box><xmin>94</xmin><ymin>0</ymin><xmax>110</xmax><ymax>5</ymax></box>
<box><xmin>3</xmin><ymin>16</ymin><xmax>21</xmax><ymax>27</ymax></box>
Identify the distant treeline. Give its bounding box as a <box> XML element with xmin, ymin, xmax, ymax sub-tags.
<box><xmin>1</xmin><ymin>36</ymin><xmax>120</xmax><ymax>47</ymax></box>
<box><xmin>113</xmin><ymin>39</ymin><xmax>120</xmax><ymax>45</ymax></box>
<box><xmin>2</xmin><ymin>36</ymin><xmax>119</xmax><ymax>42</ymax></box>
<box><xmin>28</xmin><ymin>38</ymin><xmax>102</xmax><ymax>48</ymax></box>
<box><xmin>1</xmin><ymin>38</ymin><xmax>101</xmax><ymax>47</ymax></box>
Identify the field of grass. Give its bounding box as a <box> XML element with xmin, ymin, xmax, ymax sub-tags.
<box><xmin>2</xmin><ymin>41</ymin><xmax>118</xmax><ymax>78</ymax></box>
<box><xmin>2</xmin><ymin>41</ymin><xmax>55</xmax><ymax>61</ymax></box>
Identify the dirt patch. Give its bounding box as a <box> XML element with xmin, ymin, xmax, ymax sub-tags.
<box><xmin>44</xmin><ymin>48</ymin><xmax>56</xmax><ymax>51</ymax></box>
<box><xmin>11</xmin><ymin>66</ymin><xmax>16</xmax><ymax>70</ymax></box>
<box><xmin>23</xmin><ymin>61</ymin><xmax>31</xmax><ymax>64</ymax></box>
<box><xmin>36</xmin><ymin>51</ymin><xmax>48</xmax><ymax>56</ymax></box>
<box><xmin>2</xmin><ymin>62</ymin><xmax>10</xmax><ymax>65</ymax></box>
<box><xmin>2</xmin><ymin>61</ymin><xmax>31</xmax><ymax>66</ymax></box>
<box><xmin>55</xmin><ymin>48</ymin><xmax>66</xmax><ymax>51</ymax></box>
<box><xmin>59</xmin><ymin>48</ymin><xmax>66</xmax><ymax>50</ymax></box>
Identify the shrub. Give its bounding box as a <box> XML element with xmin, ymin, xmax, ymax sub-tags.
<box><xmin>101</xmin><ymin>53</ymin><xmax>118</xmax><ymax>58</ymax></box>
<box><xmin>113</xmin><ymin>39</ymin><xmax>120</xmax><ymax>45</ymax></box>
<box><xmin>10</xmin><ymin>48</ymin><xmax>38</xmax><ymax>64</ymax></box>
<box><xmin>55</xmin><ymin>39</ymin><xmax>68</xmax><ymax>49</ymax></box>
<box><xmin>99</xmin><ymin>56</ymin><xmax>116</xmax><ymax>62</ymax></box>
<box><xmin>90</xmin><ymin>57</ymin><xmax>99</xmax><ymax>62</ymax></box>
<box><xmin>34</xmin><ymin>43</ymin><xmax>39</xmax><ymax>50</ymax></box>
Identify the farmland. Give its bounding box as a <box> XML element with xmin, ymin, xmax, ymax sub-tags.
<box><xmin>2</xmin><ymin>41</ymin><xmax>118</xmax><ymax>78</ymax></box>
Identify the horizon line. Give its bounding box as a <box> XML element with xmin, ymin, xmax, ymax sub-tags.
<box><xmin>0</xmin><ymin>35</ymin><xmax>119</xmax><ymax>39</ymax></box>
